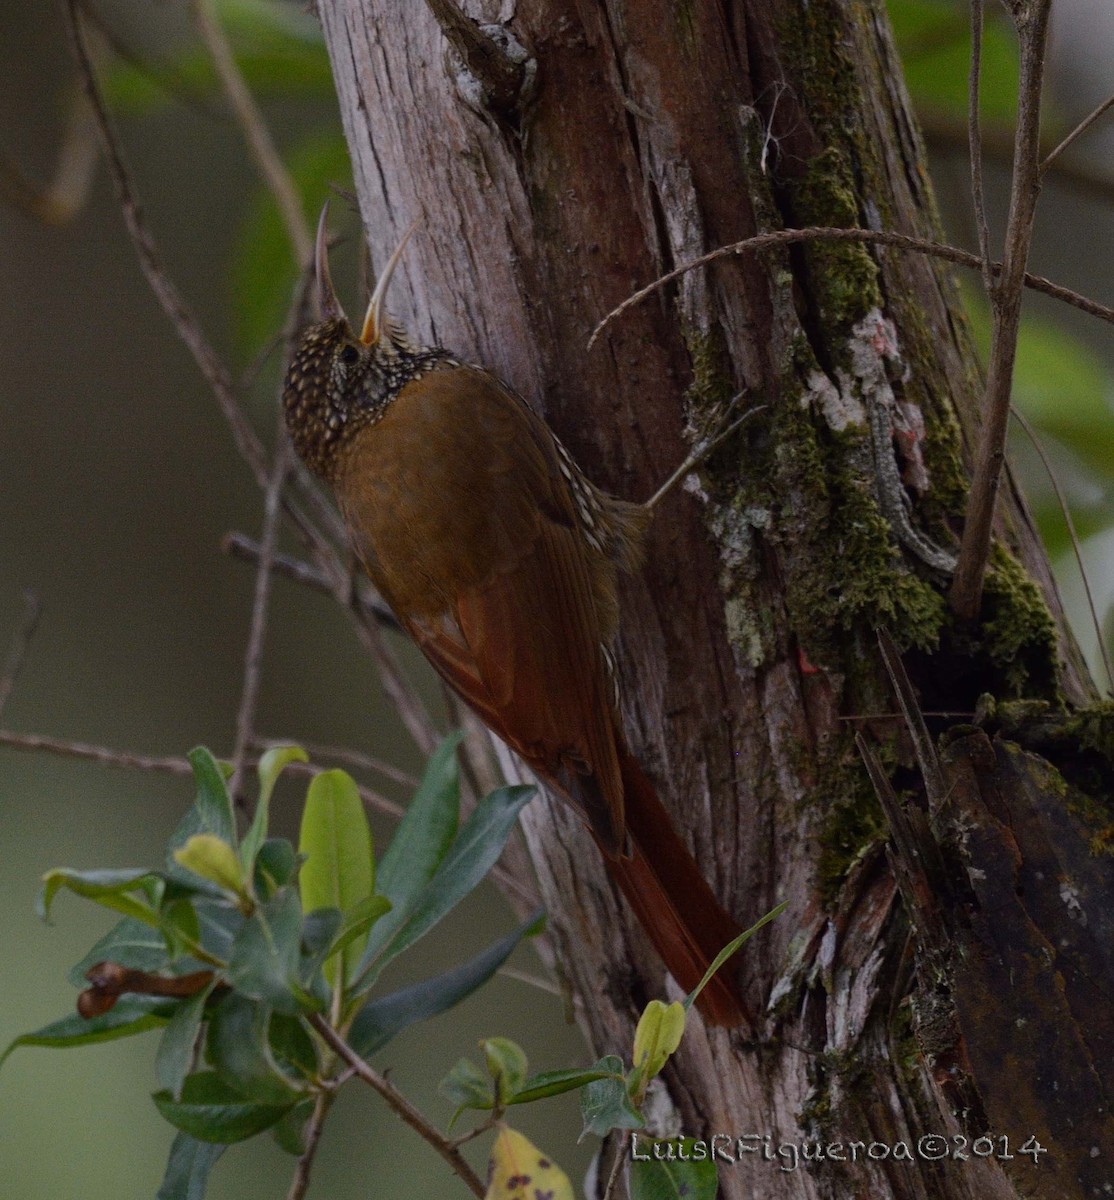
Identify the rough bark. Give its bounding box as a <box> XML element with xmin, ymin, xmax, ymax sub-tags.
<box><xmin>315</xmin><ymin>1</ymin><xmax>1113</xmax><ymax>1196</ymax></box>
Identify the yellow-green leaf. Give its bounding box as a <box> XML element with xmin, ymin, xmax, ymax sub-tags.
<box><xmin>485</xmin><ymin>1126</ymin><xmax>573</xmax><ymax>1200</ymax></box>
<box><xmin>298</xmin><ymin>769</ymin><xmax>374</xmax><ymax>987</ymax></box>
<box><xmin>174</xmin><ymin>835</ymin><xmax>249</xmax><ymax>900</ymax></box>
<box><xmin>632</xmin><ymin>999</ymin><xmax>686</xmax><ymax>1083</ymax></box>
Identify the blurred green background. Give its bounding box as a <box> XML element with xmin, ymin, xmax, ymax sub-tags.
<box><xmin>1</xmin><ymin>0</ymin><xmax>1112</xmax><ymax>1196</ymax></box>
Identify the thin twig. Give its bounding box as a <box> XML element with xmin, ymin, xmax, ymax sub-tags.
<box><xmin>950</xmin><ymin>0</ymin><xmax>1054</xmax><ymax>620</ymax></box>
<box><xmin>0</xmin><ymin>729</ymin><xmax>397</xmax><ymax>816</ymax></box>
<box><xmin>190</xmin><ymin>0</ymin><xmax>312</xmax><ymax>267</ymax></box>
<box><xmin>64</xmin><ymin>0</ymin><xmax>268</xmax><ymax>485</ymax></box>
<box><xmin>221</xmin><ymin>532</ymin><xmax>401</xmax><ymax>631</ymax></box>
<box><xmin>1041</xmin><ymin>93</ymin><xmax>1114</xmax><ymax>175</ymax></box>
<box><xmin>1011</xmin><ymin>405</ymin><xmax>1113</xmax><ymax>693</ymax></box>
<box><xmin>285</xmin><ymin>1090</ymin><xmax>334</xmax><ymax>1200</ymax></box>
<box><xmin>586</xmin><ymin>225</ymin><xmax>1114</xmax><ymax>352</ymax></box>
<box><xmin>967</xmin><ymin>0</ymin><xmax>995</xmax><ymax>295</ymax></box>
<box><xmin>307</xmin><ymin>1014</ymin><xmax>486</xmax><ymax>1198</ymax></box>
<box><xmin>920</xmin><ymin>108</ymin><xmax>1114</xmax><ymax>209</ymax></box>
<box><xmin>0</xmin><ymin>591</ymin><xmax>42</xmax><ymax>723</ymax></box>
<box><xmin>230</xmin><ymin>437</ymin><xmax>292</xmax><ymax>804</ymax></box>
<box><xmin>601</xmin><ymin>1130</ymin><xmax>631</xmax><ymax>1200</ymax></box>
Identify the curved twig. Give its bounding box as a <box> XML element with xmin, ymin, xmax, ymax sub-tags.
<box><xmin>587</xmin><ymin>225</ymin><xmax>1114</xmax><ymax>352</ymax></box>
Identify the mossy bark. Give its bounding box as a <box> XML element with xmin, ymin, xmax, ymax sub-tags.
<box><xmin>317</xmin><ymin>1</ymin><xmax>1112</xmax><ymax>1196</ymax></box>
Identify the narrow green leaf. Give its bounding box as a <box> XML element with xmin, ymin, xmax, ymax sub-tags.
<box><xmin>156</xmin><ymin>1133</ymin><xmax>226</xmax><ymax>1200</ymax></box>
<box><xmin>268</xmin><ymin>1013</ymin><xmax>318</xmax><ymax>1080</ymax></box>
<box><xmin>157</xmin><ymin>983</ymin><xmax>216</xmax><ymax>1100</ymax></box>
<box><xmin>153</xmin><ymin>1071</ymin><xmax>295</xmax><ymax>1144</ymax></box>
<box><xmin>375</xmin><ymin>733</ymin><xmax>463</xmax><ymax>904</ymax></box>
<box><xmin>683</xmin><ymin>900</ymin><xmax>787</xmax><ymax>1012</ymax></box>
<box><xmin>329</xmin><ymin>895</ymin><xmax>392</xmax><ymax>977</ymax></box>
<box><xmin>299</xmin><ymin>769</ymin><xmax>374</xmax><ymax>985</ymax></box>
<box><xmin>174</xmin><ymin>835</ymin><xmax>249</xmax><ymax>900</ymax></box>
<box><xmin>506</xmin><ymin>1065</ymin><xmax>622</xmax><ymax>1107</ymax></box>
<box><xmin>207</xmin><ymin>994</ymin><xmax>304</xmax><ymax>1104</ymax></box>
<box><xmin>159</xmin><ymin>897</ymin><xmax>206</xmax><ymax>962</ymax></box>
<box><xmin>483</xmin><ymin>1038</ymin><xmax>528</xmax><ymax>1105</ymax></box>
<box><xmin>632</xmin><ymin>1000</ymin><xmax>686</xmax><ymax>1084</ymax></box>
<box><xmin>1</xmin><ymin>997</ymin><xmax>174</xmax><ymax>1068</ymax></box>
<box><xmin>628</xmin><ymin>1138</ymin><xmax>719</xmax><ymax>1200</ymax></box>
<box><xmin>356</xmin><ymin>783</ymin><xmax>535</xmax><ymax>986</ymax></box>
<box><xmin>242</xmin><ymin>746</ymin><xmax>308</xmax><ymax>871</ymax></box>
<box><xmin>580</xmin><ymin>1055</ymin><xmax>644</xmax><ymax>1139</ymax></box>
<box><xmin>348</xmin><ymin>912</ymin><xmax>539</xmax><ymax>1056</ymax></box>
<box><xmin>38</xmin><ymin>868</ymin><xmax>163</xmax><ymax>926</ymax></box>
<box><xmin>186</xmin><ymin>748</ymin><xmax>237</xmax><ymax>846</ymax></box>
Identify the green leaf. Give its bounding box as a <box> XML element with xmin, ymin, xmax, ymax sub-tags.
<box><xmin>154</xmin><ymin>1071</ymin><xmax>296</xmax><ymax>1144</ymax></box>
<box><xmin>328</xmin><ymin>895</ymin><xmax>392</xmax><ymax>974</ymax></box>
<box><xmin>38</xmin><ymin>867</ymin><xmax>163</xmax><ymax>926</ymax></box>
<box><xmin>67</xmin><ymin>917</ymin><xmax>171</xmax><ymax>987</ymax></box>
<box><xmin>632</xmin><ymin>1000</ymin><xmax>686</xmax><ymax>1084</ymax></box>
<box><xmin>440</xmin><ymin>1056</ymin><xmax>493</xmax><ymax>1118</ymax></box>
<box><xmin>580</xmin><ymin>1055</ymin><xmax>644</xmax><ymax>1139</ymax></box>
<box><xmin>506</xmin><ymin>1064</ymin><xmax>622</xmax><ymax>1107</ymax></box>
<box><xmin>207</xmin><ymin>994</ymin><xmax>305</xmax><ymax>1104</ymax></box>
<box><xmin>268</xmin><ymin>1013</ymin><xmax>318</xmax><ymax>1080</ymax></box>
<box><xmin>157</xmin><ymin>983</ymin><xmax>216</xmax><ymax>1100</ymax></box>
<box><xmin>355</xmin><ymin>783</ymin><xmax>535</xmax><ymax>987</ymax></box>
<box><xmin>227</xmin><ymin>889</ymin><xmax>318</xmax><ymax>1014</ymax></box>
<box><xmin>242</xmin><ymin>746</ymin><xmax>308</xmax><ymax>873</ymax></box>
<box><xmin>193</xmin><ymin>899</ymin><xmax>245</xmax><ymax>963</ymax></box>
<box><xmin>166</xmin><ymin>750</ymin><xmax>237</xmax><ymax>891</ymax></box>
<box><xmin>156</xmin><ymin>1133</ymin><xmax>226</xmax><ymax>1200</ymax></box>
<box><xmin>483</xmin><ymin>1037</ymin><xmax>528</xmax><ymax>1105</ymax></box>
<box><xmin>347</xmin><ymin>911</ymin><xmax>541</xmax><ymax>1057</ymax></box>
<box><xmin>628</xmin><ymin>1138</ymin><xmax>719</xmax><ymax>1200</ymax></box>
<box><xmin>159</xmin><ymin>897</ymin><xmax>206</xmax><ymax>962</ymax></box>
<box><xmin>375</xmin><ymin>733</ymin><xmax>463</xmax><ymax>903</ymax></box>
<box><xmin>299</xmin><ymin>769</ymin><xmax>375</xmax><ymax>986</ymax></box>
<box><xmin>684</xmin><ymin>901</ymin><xmax>787</xmax><ymax>1013</ymax></box>
<box><xmin>1</xmin><ymin>997</ymin><xmax>174</xmax><ymax>1068</ymax></box>
<box><xmin>253</xmin><ymin>839</ymin><xmax>298</xmax><ymax>895</ymax></box>
<box><xmin>271</xmin><ymin>1099</ymin><xmax>316</xmax><ymax>1156</ymax></box>
<box><xmin>174</xmin><ymin>835</ymin><xmax>250</xmax><ymax>901</ymax></box>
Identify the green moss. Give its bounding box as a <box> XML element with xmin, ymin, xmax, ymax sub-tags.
<box><xmin>786</xmin><ymin>147</ymin><xmax>883</xmax><ymax>349</ymax></box>
<box><xmin>814</xmin><ymin>748</ymin><xmax>887</xmax><ymax>906</ymax></box>
<box><xmin>980</xmin><ymin>545</ymin><xmax>1060</xmax><ymax>697</ymax></box>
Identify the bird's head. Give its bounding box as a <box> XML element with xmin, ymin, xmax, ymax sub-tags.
<box><xmin>283</xmin><ymin>204</ymin><xmax>435</xmax><ymax>480</ymax></box>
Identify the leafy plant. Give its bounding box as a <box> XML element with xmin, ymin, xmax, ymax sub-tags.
<box><xmin>3</xmin><ymin>737</ymin><xmax>539</xmax><ymax>1200</ymax></box>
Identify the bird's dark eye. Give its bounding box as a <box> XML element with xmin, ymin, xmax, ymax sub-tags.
<box><xmin>339</xmin><ymin>344</ymin><xmax>360</xmax><ymax>366</ymax></box>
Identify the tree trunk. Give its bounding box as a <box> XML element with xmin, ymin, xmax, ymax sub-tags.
<box><xmin>315</xmin><ymin>1</ymin><xmax>1114</xmax><ymax>1196</ymax></box>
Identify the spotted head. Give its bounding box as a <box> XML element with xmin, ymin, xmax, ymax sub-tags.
<box><xmin>283</xmin><ymin>205</ymin><xmax>443</xmax><ymax>481</ymax></box>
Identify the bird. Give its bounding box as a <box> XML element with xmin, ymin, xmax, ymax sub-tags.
<box><xmin>283</xmin><ymin>206</ymin><xmax>748</xmax><ymax>1027</ymax></box>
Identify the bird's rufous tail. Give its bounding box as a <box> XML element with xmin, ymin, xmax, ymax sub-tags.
<box><xmin>600</xmin><ymin>750</ymin><xmax>750</xmax><ymax>1028</ymax></box>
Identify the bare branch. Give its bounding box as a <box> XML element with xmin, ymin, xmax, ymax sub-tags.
<box><xmin>0</xmin><ymin>729</ymin><xmax>397</xmax><ymax>816</ymax></box>
<box><xmin>950</xmin><ymin>0</ymin><xmax>1054</xmax><ymax>620</ymax></box>
<box><xmin>601</xmin><ymin>1131</ymin><xmax>631</xmax><ymax>1200</ymax></box>
<box><xmin>285</xmin><ymin>1091</ymin><xmax>334</xmax><ymax>1200</ymax></box>
<box><xmin>190</xmin><ymin>0</ymin><xmax>312</xmax><ymax>267</ymax></box>
<box><xmin>1011</xmin><ymin>406</ymin><xmax>1113</xmax><ymax>694</ymax></box>
<box><xmin>968</xmin><ymin>0</ymin><xmax>995</xmax><ymax>295</ymax></box>
<box><xmin>0</xmin><ymin>591</ymin><xmax>42</xmax><ymax>723</ymax></box>
<box><xmin>252</xmin><ymin>735</ymin><xmax>419</xmax><ymax>788</ymax></box>
<box><xmin>586</xmin><ymin>225</ymin><xmax>1114</xmax><ymax>352</ymax></box>
<box><xmin>230</xmin><ymin>437</ymin><xmax>293</xmax><ymax>804</ymax></box>
<box><xmin>308</xmin><ymin>1014</ymin><xmax>487</xmax><ymax>1199</ymax></box>
<box><xmin>1041</xmin><ymin>93</ymin><xmax>1114</xmax><ymax>175</ymax></box>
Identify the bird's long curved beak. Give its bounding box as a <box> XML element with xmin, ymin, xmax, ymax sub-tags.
<box><xmin>360</xmin><ymin>219</ymin><xmax>418</xmax><ymax>345</ymax></box>
<box><xmin>315</xmin><ymin>202</ymin><xmax>346</xmax><ymax>323</ymax></box>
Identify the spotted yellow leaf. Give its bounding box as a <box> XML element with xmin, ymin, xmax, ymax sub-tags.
<box><xmin>486</xmin><ymin>1125</ymin><xmax>573</xmax><ymax>1200</ymax></box>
